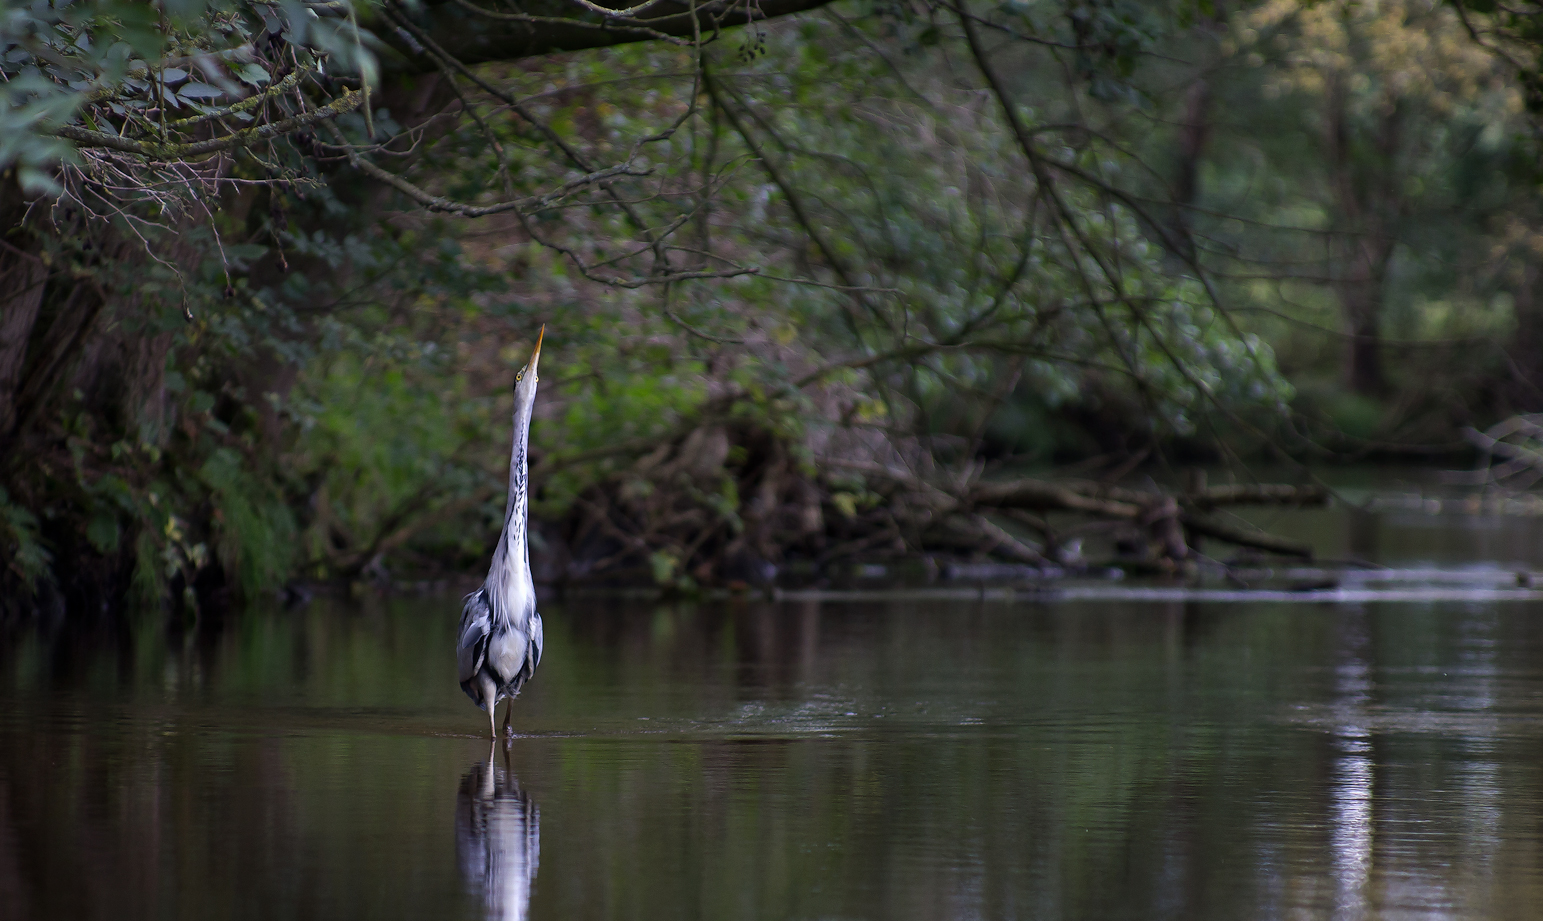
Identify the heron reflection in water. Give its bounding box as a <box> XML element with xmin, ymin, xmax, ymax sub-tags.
<box><xmin>456</xmin><ymin>750</ymin><xmax>540</xmax><ymax>921</ymax></box>
<box><xmin>459</xmin><ymin>329</ymin><xmax>546</xmax><ymax>739</ymax></box>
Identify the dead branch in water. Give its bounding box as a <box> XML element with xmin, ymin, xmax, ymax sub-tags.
<box><xmin>544</xmin><ymin>422</ymin><xmax>1329</xmax><ymax>588</ymax></box>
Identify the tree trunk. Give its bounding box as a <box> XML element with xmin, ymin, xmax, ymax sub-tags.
<box><xmin>0</xmin><ymin>174</ymin><xmax>49</xmax><ymax>444</ymax></box>
<box><xmin>1507</xmin><ymin>260</ymin><xmax>1543</xmax><ymax>409</ymax></box>
<box><xmin>1324</xmin><ymin>79</ymin><xmax>1403</xmax><ymax>396</ymax></box>
<box><xmin>0</xmin><ymin>244</ymin><xmax>46</xmax><ymax>442</ymax></box>
<box><xmin>1169</xmin><ymin>78</ymin><xmax>1211</xmax><ymax>264</ymax></box>
<box><xmin>1339</xmin><ymin>254</ymin><xmax>1391</xmax><ymax>396</ymax></box>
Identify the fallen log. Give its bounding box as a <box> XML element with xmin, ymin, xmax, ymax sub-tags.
<box><xmin>1179</xmin><ymin>513</ymin><xmax>1313</xmax><ymax>558</ymax></box>
<box><xmin>1186</xmin><ymin>483</ymin><xmax>1329</xmax><ymax>510</ymax></box>
<box><xmin>552</xmin><ymin>423</ymin><xmax>1329</xmax><ymax>586</ymax></box>
<box><xmin>970</xmin><ymin>479</ymin><xmax>1143</xmax><ymax>519</ymax></box>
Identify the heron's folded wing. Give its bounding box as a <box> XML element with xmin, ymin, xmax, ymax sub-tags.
<box><xmin>458</xmin><ymin>591</ymin><xmax>493</xmax><ymax>684</ymax></box>
<box><xmin>508</xmin><ymin>615</ymin><xmax>543</xmax><ymax>688</ymax></box>
<box><xmin>528</xmin><ymin>612</ymin><xmax>544</xmax><ymax>671</ymax></box>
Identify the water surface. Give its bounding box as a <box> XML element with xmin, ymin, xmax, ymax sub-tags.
<box><xmin>5</xmin><ymin>588</ymin><xmax>1543</xmax><ymax>920</ymax></box>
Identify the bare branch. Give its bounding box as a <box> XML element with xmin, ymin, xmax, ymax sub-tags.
<box><xmin>51</xmin><ymin>89</ymin><xmax>365</xmax><ymax>159</ymax></box>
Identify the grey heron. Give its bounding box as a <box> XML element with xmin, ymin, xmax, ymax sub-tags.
<box><xmin>459</xmin><ymin>328</ymin><xmax>546</xmax><ymax>739</ymax></box>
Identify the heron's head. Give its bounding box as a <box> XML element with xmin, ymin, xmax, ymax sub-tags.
<box><xmin>513</xmin><ymin>326</ymin><xmax>543</xmax><ymax>408</ymax></box>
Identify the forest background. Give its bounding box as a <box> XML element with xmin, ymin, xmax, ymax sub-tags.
<box><xmin>6</xmin><ymin>0</ymin><xmax>1543</xmax><ymax>614</ymax></box>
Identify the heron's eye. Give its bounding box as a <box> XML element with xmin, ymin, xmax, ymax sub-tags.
<box><xmin>515</xmin><ymin>370</ymin><xmax>524</xmax><ymax>382</ymax></box>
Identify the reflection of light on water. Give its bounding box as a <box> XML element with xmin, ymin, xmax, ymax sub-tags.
<box><xmin>1456</xmin><ymin>611</ymin><xmax>1502</xmax><ymax>903</ymax></box>
<box><xmin>1331</xmin><ymin>731</ymin><xmax>1372</xmax><ymax>921</ymax></box>
<box><xmin>1309</xmin><ymin>608</ymin><xmax>1514</xmax><ymax>919</ymax></box>
<box><xmin>456</xmin><ymin>753</ymin><xmax>540</xmax><ymax>921</ymax></box>
<box><xmin>1331</xmin><ymin>649</ymin><xmax>1373</xmax><ymax>921</ymax></box>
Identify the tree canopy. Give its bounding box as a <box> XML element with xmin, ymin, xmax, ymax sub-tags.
<box><xmin>1</xmin><ymin>0</ymin><xmax>1538</xmax><ymax>611</ymax></box>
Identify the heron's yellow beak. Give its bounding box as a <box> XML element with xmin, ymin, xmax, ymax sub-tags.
<box><xmin>514</xmin><ymin>327</ymin><xmax>545</xmax><ymax>390</ymax></box>
<box><xmin>530</xmin><ymin>326</ymin><xmax>543</xmax><ymax>375</ymax></box>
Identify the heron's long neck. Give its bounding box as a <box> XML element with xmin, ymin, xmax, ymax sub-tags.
<box><xmin>486</xmin><ymin>400</ymin><xmax>535</xmax><ymax>623</ymax></box>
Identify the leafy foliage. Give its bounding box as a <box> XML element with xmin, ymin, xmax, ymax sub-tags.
<box><xmin>0</xmin><ymin>0</ymin><xmax>378</xmax><ymax>198</ymax></box>
<box><xmin>3</xmin><ymin>0</ymin><xmax>1420</xmax><ymax>610</ymax></box>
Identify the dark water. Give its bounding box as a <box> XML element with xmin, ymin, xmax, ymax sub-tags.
<box><xmin>8</xmin><ymin>496</ymin><xmax>1543</xmax><ymax>919</ymax></box>
<box><xmin>5</xmin><ymin>595</ymin><xmax>1543</xmax><ymax>920</ymax></box>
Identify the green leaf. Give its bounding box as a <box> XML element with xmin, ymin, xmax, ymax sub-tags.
<box><xmin>237</xmin><ymin>62</ymin><xmax>271</xmax><ymax>86</ymax></box>
<box><xmin>86</xmin><ymin>512</ymin><xmax>121</xmax><ymax>554</ymax></box>
<box><xmin>178</xmin><ymin>80</ymin><xmax>222</xmax><ymax>99</ymax></box>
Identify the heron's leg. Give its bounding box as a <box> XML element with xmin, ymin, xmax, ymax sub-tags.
<box><xmin>478</xmin><ymin>674</ymin><xmax>499</xmax><ymax>740</ymax></box>
<box><xmin>501</xmin><ymin>699</ymin><xmax>513</xmax><ymax>739</ymax></box>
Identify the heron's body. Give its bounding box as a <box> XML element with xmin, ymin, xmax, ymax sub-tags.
<box><xmin>456</xmin><ymin>585</ymin><xmax>543</xmax><ymax>734</ymax></box>
<box><xmin>459</xmin><ymin>329</ymin><xmax>545</xmax><ymax>739</ymax></box>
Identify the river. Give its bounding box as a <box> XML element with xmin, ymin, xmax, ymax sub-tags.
<box><xmin>4</xmin><ymin>487</ymin><xmax>1543</xmax><ymax>919</ymax></box>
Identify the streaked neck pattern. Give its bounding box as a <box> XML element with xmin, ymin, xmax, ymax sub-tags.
<box><xmin>485</xmin><ymin>398</ymin><xmax>536</xmax><ymax>626</ymax></box>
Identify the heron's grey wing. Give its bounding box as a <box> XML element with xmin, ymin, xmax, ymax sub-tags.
<box><xmin>527</xmin><ymin>612</ymin><xmax>543</xmax><ymax>673</ymax></box>
<box><xmin>458</xmin><ymin>590</ymin><xmax>493</xmax><ymax>685</ymax></box>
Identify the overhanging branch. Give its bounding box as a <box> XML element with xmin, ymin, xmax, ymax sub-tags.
<box><xmin>376</xmin><ymin>0</ymin><xmax>841</xmax><ymax>71</ymax></box>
